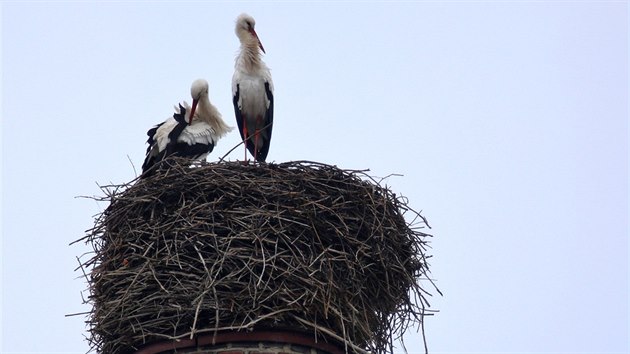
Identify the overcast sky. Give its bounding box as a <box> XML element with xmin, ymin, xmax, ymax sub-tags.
<box><xmin>1</xmin><ymin>1</ymin><xmax>628</xmax><ymax>353</ymax></box>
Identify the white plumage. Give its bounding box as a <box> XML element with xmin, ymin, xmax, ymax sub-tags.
<box><xmin>232</xmin><ymin>13</ymin><xmax>274</xmax><ymax>162</ymax></box>
<box><xmin>142</xmin><ymin>79</ymin><xmax>233</xmax><ymax>176</ymax></box>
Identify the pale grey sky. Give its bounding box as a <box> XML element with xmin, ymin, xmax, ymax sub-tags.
<box><xmin>2</xmin><ymin>1</ymin><xmax>628</xmax><ymax>353</ymax></box>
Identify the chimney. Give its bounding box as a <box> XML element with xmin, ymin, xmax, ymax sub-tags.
<box><xmin>134</xmin><ymin>331</ymin><xmax>344</xmax><ymax>354</ymax></box>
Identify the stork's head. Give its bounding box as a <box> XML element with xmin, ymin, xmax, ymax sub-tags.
<box><xmin>235</xmin><ymin>13</ymin><xmax>265</xmax><ymax>54</ymax></box>
<box><xmin>188</xmin><ymin>79</ymin><xmax>209</xmax><ymax>124</ymax></box>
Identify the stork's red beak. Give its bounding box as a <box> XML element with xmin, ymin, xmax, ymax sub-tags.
<box><xmin>249</xmin><ymin>28</ymin><xmax>266</xmax><ymax>54</ymax></box>
<box><xmin>188</xmin><ymin>99</ymin><xmax>198</xmax><ymax>124</ymax></box>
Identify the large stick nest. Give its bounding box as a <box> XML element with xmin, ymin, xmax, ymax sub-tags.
<box><xmin>77</xmin><ymin>158</ymin><xmax>437</xmax><ymax>354</ymax></box>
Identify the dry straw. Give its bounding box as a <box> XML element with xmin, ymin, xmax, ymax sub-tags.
<box><xmin>75</xmin><ymin>158</ymin><xmax>438</xmax><ymax>354</ymax></box>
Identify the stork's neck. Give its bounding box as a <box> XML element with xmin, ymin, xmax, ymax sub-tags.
<box><xmin>197</xmin><ymin>97</ymin><xmax>232</xmax><ymax>136</ymax></box>
<box><xmin>236</xmin><ymin>42</ymin><xmax>263</xmax><ymax>73</ymax></box>
<box><xmin>196</xmin><ymin>96</ymin><xmax>216</xmax><ymax>123</ymax></box>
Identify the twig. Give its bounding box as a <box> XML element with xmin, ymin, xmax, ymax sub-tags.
<box><xmin>72</xmin><ymin>158</ymin><xmax>437</xmax><ymax>354</ymax></box>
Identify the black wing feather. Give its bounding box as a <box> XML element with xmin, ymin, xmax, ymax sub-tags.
<box><xmin>141</xmin><ymin>105</ymin><xmax>188</xmax><ymax>176</ymax></box>
<box><xmin>255</xmin><ymin>81</ymin><xmax>274</xmax><ymax>162</ymax></box>
<box><xmin>232</xmin><ymin>84</ymin><xmax>246</xmax><ymax>144</ymax></box>
<box><xmin>233</xmin><ymin>83</ymin><xmax>258</xmax><ymax>161</ymax></box>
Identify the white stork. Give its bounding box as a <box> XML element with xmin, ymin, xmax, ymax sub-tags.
<box><xmin>141</xmin><ymin>79</ymin><xmax>233</xmax><ymax>176</ymax></box>
<box><xmin>232</xmin><ymin>13</ymin><xmax>274</xmax><ymax>162</ymax></box>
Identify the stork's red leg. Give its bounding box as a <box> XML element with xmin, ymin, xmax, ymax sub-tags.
<box><xmin>243</xmin><ymin>124</ymin><xmax>248</xmax><ymax>162</ymax></box>
<box><xmin>254</xmin><ymin>116</ymin><xmax>262</xmax><ymax>162</ymax></box>
<box><xmin>254</xmin><ymin>129</ymin><xmax>259</xmax><ymax>161</ymax></box>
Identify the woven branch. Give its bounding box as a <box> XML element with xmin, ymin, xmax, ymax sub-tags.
<box><xmin>75</xmin><ymin>158</ymin><xmax>437</xmax><ymax>354</ymax></box>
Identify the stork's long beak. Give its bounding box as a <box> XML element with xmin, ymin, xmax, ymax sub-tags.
<box><xmin>188</xmin><ymin>99</ymin><xmax>198</xmax><ymax>125</ymax></box>
<box><xmin>249</xmin><ymin>28</ymin><xmax>265</xmax><ymax>54</ymax></box>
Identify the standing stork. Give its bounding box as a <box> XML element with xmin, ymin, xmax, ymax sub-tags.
<box><xmin>232</xmin><ymin>13</ymin><xmax>274</xmax><ymax>162</ymax></box>
<box><xmin>141</xmin><ymin>79</ymin><xmax>233</xmax><ymax>176</ymax></box>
